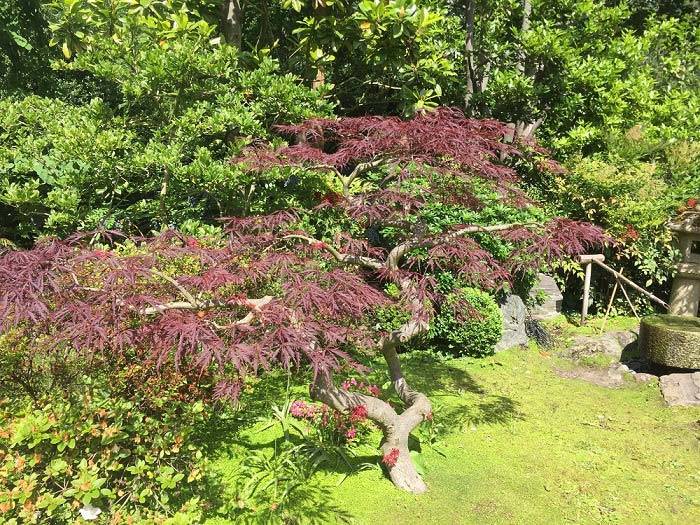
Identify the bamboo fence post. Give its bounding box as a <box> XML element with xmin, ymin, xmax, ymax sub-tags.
<box><xmin>578</xmin><ymin>255</ymin><xmax>605</xmax><ymax>325</ymax></box>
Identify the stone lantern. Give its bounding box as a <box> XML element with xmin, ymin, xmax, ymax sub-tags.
<box><xmin>639</xmin><ymin>202</ymin><xmax>700</xmax><ymax>400</ymax></box>
<box><xmin>668</xmin><ymin>202</ymin><xmax>700</xmax><ymax>317</ymax></box>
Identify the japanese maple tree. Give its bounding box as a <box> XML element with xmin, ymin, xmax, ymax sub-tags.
<box><xmin>0</xmin><ymin>108</ymin><xmax>605</xmax><ymax>494</ymax></box>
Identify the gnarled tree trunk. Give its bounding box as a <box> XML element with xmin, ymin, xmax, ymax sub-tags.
<box><xmin>310</xmin><ymin>355</ymin><xmax>431</xmax><ymax>494</ymax></box>
<box><xmin>310</xmin><ymin>278</ymin><xmax>432</xmax><ymax>494</ymax></box>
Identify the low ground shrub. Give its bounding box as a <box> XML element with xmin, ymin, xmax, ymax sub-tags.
<box><xmin>0</xmin><ymin>329</ymin><xmax>213</xmax><ymax>523</ymax></box>
<box><xmin>0</xmin><ymin>384</ymin><xmax>208</xmax><ymax>523</ymax></box>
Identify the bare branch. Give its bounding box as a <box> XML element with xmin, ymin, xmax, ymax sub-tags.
<box><xmin>283</xmin><ymin>234</ymin><xmax>384</xmax><ymax>270</ymax></box>
<box><xmin>437</xmin><ymin>221</ymin><xmax>539</xmax><ymax>246</ymax></box>
<box><xmin>150</xmin><ymin>268</ymin><xmax>199</xmax><ymax>306</ymax></box>
<box><xmin>387</xmin><ymin>222</ymin><xmax>539</xmax><ymax>271</ymax></box>
<box><xmin>341</xmin><ymin>158</ymin><xmax>384</xmax><ymax>197</ymax></box>
<box><xmin>141</xmin><ymin>300</ymin><xmax>209</xmax><ymax>315</ymax></box>
<box><xmin>141</xmin><ymin>295</ymin><xmax>274</xmax><ymax>317</ymax></box>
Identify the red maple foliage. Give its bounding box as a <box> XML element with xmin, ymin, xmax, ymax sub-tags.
<box><xmin>0</xmin><ymin>108</ymin><xmax>607</xmax><ymax>495</ymax></box>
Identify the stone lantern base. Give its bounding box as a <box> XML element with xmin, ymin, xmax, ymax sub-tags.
<box><xmin>669</xmin><ymin>263</ymin><xmax>700</xmax><ymax>316</ymax></box>
<box><xmin>640</xmin><ymin>315</ymin><xmax>700</xmax><ymax>369</ymax></box>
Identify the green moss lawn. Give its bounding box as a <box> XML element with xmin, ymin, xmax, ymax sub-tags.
<box><xmin>204</xmin><ymin>318</ymin><xmax>700</xmax><ymax>524</ymax></box>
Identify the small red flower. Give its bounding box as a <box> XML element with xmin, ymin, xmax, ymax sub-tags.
<box><xmin>186</xmin><ymin>238</ymin><xmax>200</xmax><ymax>248</ymax></box>
<box><xmin>424</xmin><ymin>411</ymin><xmax>433</xmax><ymax>421</ymax></box>
<box><xmin>349</xmin><ymin>405</ymin><xmax>368</xmax><ymax>422</ymax></box>
<box><xmin>688</xmin><ymin>198</ymin><xmax>698</xmax><ymax>209</ymax></box>
<box><xmin>382</xmin><ymin>448</ymin><xmax>400</xmax><ymax>468</ymax></box>
<box><xmin>345</xmin><ymin>427</ymin><xmax>357</xmax><ymax>440</ymax></box>
<box><xmin>367</xmin><ymin>384</ymin><xmax>381</xmax><ymax>397</ymax></box>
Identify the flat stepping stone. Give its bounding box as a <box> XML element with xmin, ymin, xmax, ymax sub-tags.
<box><xmin>555</xmin><ymin>365</ymin><xmax>624</xmax><ymax>388</ymax></box>
<box><xmin>659</xmin><ymin>372</ymin><xmax>700</xmax><ymax>406</ymax></box>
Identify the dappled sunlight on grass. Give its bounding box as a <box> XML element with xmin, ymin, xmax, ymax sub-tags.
<box><xmin>200</xmin><ymin>331</ymin><xmax>700</xmax><ymax>524</ymax></box>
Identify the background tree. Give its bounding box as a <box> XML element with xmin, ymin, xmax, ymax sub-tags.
<box><xmin>1</xmin><ymin>1</ymin><xmax>333</xmax><ymax>244</ymax></box>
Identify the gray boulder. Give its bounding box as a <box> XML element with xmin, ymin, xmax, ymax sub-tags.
<box><xmin>496</xmin><ymin>294</ymin><xmax>528</xmax><ymax>351</ymax></box>
<box><xmin>659</xmin><ymin>372</ymin><xmax>700</xmax><ymax>406</ymax></box>
<box><xmin>566</xmin><ymin>330</ymin><xmax>639</xmax><ymax>362</ymax></box>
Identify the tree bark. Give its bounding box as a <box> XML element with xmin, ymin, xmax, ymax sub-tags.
<box><xmin>511</xmin><ymin>0</ymin><xmax>541</xmax><ymax>143</ymax></box>
<box><xmin>516</xmin><ymin>0</ymin><xmax>531</xmax><ymax>74</ymax></box>
<box><xmin>311</xmin><ymin>1</ymin><xmax>329</xmax><ymax>89</ymax></box>
<box><xmin>220</xmin><ymin>0</ymin><xmax>243</xmax><ymax>49</ymax></box>
<box><xmin>464</xmin><ymin>0</ymin><xmax>476</xmax><ymax>109</ymax></box>
<box><xmin>309</xmin><ymin>268</ymin><xmax>432</xmax><ymax>493</ymax></box>
<box><xmin>310</xmin><ymin>351</ymin><xmax>431</xmax><ymax>494</ymax></box>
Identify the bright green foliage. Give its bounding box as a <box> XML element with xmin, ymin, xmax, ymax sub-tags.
<box><xmin>539</xmin><ymin>126</ymin><xmax>700</xmax><ymax>312</ymax></box>
<box><xmin>431</xmin><ymin>286</ymin><xmax>503</xmax><ymax>357</ymax></box>
<box><xmin>556</xmin><ymin>158</ymin><xmax>675</xmax><ymax>272</ymax></box>
<box><xmin>0</xmin><ymin>388</ymin><xmax>207</xmax><ymax>523</ymax></box>
<box><xmin>1</xmin><ymin>0</ymin><xmax>699</xmax><ymax>518</ymax></box>
<box><xmin>0</xmin><ymin>3</ymin><xmax>332</xmax><ymax>244</ymax></box>
<box><xmin>542</xmin><ymin>12</ymin><xmax>700</xmax><ymax>157</ymax></box>
<box><xmin>44</xmin><ymin>0</ymin><xmax>214</xmax><ymax>60</ymax></box>
<box><xmin>0</xmin><ymin>96</ymin><xmax>136</xmax><ymax>240</ymax></box>
<box><xmin>446</xmin><ymin>1</ymin><xmax>700</xmax><ymax>152</ymax></box>
<box><xmin>257</xmin><ymin>0</ymin><xmax>459</xmax><ymax>115</ymax></box>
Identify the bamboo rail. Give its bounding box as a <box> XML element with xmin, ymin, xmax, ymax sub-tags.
<box><xmin>577</xmin><ymin>254</ymin><xmax>669</xmax><ymax>324</ymax></box>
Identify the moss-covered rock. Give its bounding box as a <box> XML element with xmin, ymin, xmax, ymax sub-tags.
<box><xmin>639</xmin><ymin>315</ymin><xmax>700</xmax><ymax>369</ymax></box>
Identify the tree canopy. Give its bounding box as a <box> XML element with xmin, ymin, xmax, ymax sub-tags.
<box><xmin>1</xmin><ymin>109</ymin><xmax>606</xmax><ymax>492</ymax></box>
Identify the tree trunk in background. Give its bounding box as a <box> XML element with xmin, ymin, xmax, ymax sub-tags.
<box><xmin>464</xmin><ymin>0</ymin><xmax>476</xmax><ymax>109</ymax></box>
<box><xmin>311</xmin><ymin>0</ymin><xmax>329</xmax><ymax>88</ymax></box>
<box><xmin>463</xmin><ymin>1</ymin><xmax>492</xmax><ymax>116</ymax></box>
<box><xmin>220</xmin><ymin>0</ymin><xmax>242</xmax><ymax>49</ymax></box>
<box><xmin>312</xmin><ymin>66</ymin><xmax>326</xmax><ymax>89</ymax></box>
<box><xmin>516</xmin><ymin>0</ymin><xmax>531</xmax><ymax>74</ymax></box>
<box><xmin>513</xmin><ymin>0</ymin><xmax>541</xmax><ymax>142</ymax></box>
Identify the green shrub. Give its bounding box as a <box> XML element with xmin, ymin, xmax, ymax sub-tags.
<box><xmin>0</xmin><ymin>384</ymin><xmax>207</xmax><ymax>523</ymax></box>
<box><xmin>547</xmin><ymin>150</ymin><xmax>697</xmax><ymax>313</ymax></box>
<box><xmin>0</xmin><ymin>30</ymin><xmax>333</xmax><ymax>245</ymax></box>
<box><xmin>431</xmin><ymin>287</ymin><xmax>503</xmax><ymax>357</ymax></box>
<box><xmin>373</xmin><ymin>304</ymin><xmax>412</xmax><ymax>333</ymax></box>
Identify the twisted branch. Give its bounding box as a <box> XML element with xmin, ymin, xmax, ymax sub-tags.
<box><xmin>283</xmin><ymin>234</ymin><xmax>384</xmax><ymax>270</ymax></box>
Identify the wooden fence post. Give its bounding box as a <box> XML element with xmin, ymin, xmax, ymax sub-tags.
<box><xmin>578</xmin><ymin>254</ymin><xmax>606</xmax><ymax>325</ymax></box>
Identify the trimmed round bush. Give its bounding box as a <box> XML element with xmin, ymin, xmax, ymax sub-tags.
<box><xmin>431</xmin><ymin>287</ymin><xmax>503</xmax><ymax>357</ymax></box>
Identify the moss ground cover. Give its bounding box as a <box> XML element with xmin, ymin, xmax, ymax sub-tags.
<box><xmin>204</xmin><ymin>317</ymin><xmax>700</xmax><ymax>524</ymax></box>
